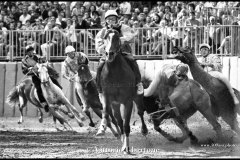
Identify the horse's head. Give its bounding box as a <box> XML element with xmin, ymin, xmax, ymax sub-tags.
<box><xmin>77</xmin><ymin>64</ymin><xmax>93</xmax><ymax>84</ymax></box>
<box><xmin>172</xmin><ymin>46</ymin><xmax>197</xmax><ymax>65</ymax></box>
<box><xmin>103</xmin><ymin>28</ymin><xmax>121</xmax><ymax>62</ymax></box>
<box><xmin>36</xmin><ymin>62</ymin><xmax>50</xmax><ymax>84</ymax></box>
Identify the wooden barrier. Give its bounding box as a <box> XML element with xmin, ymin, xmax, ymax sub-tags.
<box><xmin>0</xmin><ymin>63</ymin><xmax>5</xmax><ymax>116</ymax></box>
<box><xmin>1</xmin><ymin>58</ymin><xmax>240</xmax><ymax>117</ymax></box>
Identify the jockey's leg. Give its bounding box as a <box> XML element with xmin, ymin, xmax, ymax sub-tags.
<box><xmin>75</xmin><ymin>82</ymin><xmax>89</xmax><ymax>112</ymax></box>
<box><xmin>32</xmin><ymin>75</ymin><xmax>49</xmax><ymax>112</ymax></box>
<box><xmin>96</xmin><ymin>57</ymin><xmax>106</xmax><ymax>94</ymax></box>
<box><xmin>50</xmin><ymin>76</ymin><xmax>63</xmax><ymax>90</ymax></box>
<box><xmin>209</xmin><ymin>71</ymin><xmax>239</xmax><ymax>106</ymax></box>
<box><xmin>123</xmin><ymin>54</ymin><xmax>143</xmax><ymax>95</ymax></box>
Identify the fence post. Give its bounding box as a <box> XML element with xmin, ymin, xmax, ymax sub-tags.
<box><xmin>8</xmin><ymin>30</ymin><xmax>13</xmax><ymax>61</ymax></box>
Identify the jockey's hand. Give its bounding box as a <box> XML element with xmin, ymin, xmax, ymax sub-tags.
<box><xmin>68</xmin><ymin>76</ymin><xmax>75</xmax><ymax>82</ymax></box>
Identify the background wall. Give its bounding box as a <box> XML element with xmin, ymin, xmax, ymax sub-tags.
<box><xmin>0</xmin><ymin>57</ymin><xmax>239</xmax><ymax>118</ymax></box>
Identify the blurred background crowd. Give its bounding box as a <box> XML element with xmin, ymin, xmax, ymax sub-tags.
<box><xmin>0</xmin><ymin>1</ymin><xmax>240</xmax><ymax>59</ymax></box>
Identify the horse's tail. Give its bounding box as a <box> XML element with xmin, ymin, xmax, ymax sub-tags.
<box><xmin>144</xmin><ymin>71</ymin><xmax>162</xmax><ymax>97</ymax></box>
<box><xmin>6</xmin><ymin>86</ymin><xmax>20</xmax><ymax>107</ymax></box>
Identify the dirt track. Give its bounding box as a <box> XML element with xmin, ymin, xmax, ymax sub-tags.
<box><xmin>1</xmin><ymin>112</ymin><xmax>240</xmax><ymax>158</ymax></box>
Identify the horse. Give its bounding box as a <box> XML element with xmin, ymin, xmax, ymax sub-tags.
<box><xmin>6</xmin><ymin>77</ymin><xmax>76</xmax><ymax>131</ymax></box>
<box><xmin>35</xmin><ymin>62</ymin><xmax>86</xmax><ymax>129</ymax></box>
<box><xmin>142</xmin><ymin>64</ymin><xmax>223</xmax><ymax>144</ymax></box>
<box><xmin>97</xmin><ymin>28</ymin><xmax>148</xmax><ymax>154</ymax></box>
<box><xmin>172</xmin><ymin>46</ymin><xmax>240</xmax><ymax>135</ymax></box>
<box><xmin>74</xmin><ymin>63</ymin><xmax>121</xmax><ymax>137</ymax></box>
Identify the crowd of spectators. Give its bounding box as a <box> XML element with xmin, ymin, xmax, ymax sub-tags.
<box><xmin>0</xmin><ymin>1</ymin><xmax>240</xmax><ymax>59</ymax></box>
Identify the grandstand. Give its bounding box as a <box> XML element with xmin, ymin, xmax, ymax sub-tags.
<box><xmin>0</xmin><ymin>1</ymin><xmax>239</xmax><ymax>62</ymax></box>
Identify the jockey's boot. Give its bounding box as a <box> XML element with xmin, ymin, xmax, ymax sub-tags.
<box><xmin>41</xmin><ymin>102</ymin><xmax>49</xmax><ymax>112</ymax></box>
<box><xmin>136</xmin><ymin>82</ymin><xmax>144</xmax><ymax>95</ymax></box>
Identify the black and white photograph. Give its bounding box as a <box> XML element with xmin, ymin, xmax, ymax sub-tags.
<box><xmin>0</xmin><ymin>1</ymin><xmax>240</xmax><ymax>158</ymax></box>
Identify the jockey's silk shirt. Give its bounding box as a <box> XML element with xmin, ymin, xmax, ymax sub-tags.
<box><xmin>95</xmin><ymin>24</ymin><xmax>135</xmax><ymax>55</ymax></box>
<box><xmin>200</xmin><ymin>54</ymin><xmax>222</xmax><ymax>72</ymax></box>
<box><xmin>62</xmin><ymin>52</ymin><xmax>89</xmax><ymax>79</ymax></box>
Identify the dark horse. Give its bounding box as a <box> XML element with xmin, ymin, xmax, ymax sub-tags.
<box><xmin>75</xmin><ymin>63</ymin><xmax>121</xmax><ymax>136</ymax></box>
<box><xmin>172</xmin><ymin>46</ymin><xmax>240</xmax><ymax>135</ymax></box>
<box><xmin>97</xmin><ymin>28</ymin><xmax>148</xmax><ymax>154</ymax></box>
<box><xmin>142</xmin><ymin>64</ymin><xmax>223</xmax><ymax>144</ymax></box>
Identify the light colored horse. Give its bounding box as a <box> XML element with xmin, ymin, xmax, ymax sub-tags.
<box><xmin>6</xmin><ymin>77</ymin><xmax>76</xmax><ymax>131</ymax></box>
<box><xmin>36</xmin><ymin>62</ymin><xmax>86</xmax><ymax>129</ymax></box>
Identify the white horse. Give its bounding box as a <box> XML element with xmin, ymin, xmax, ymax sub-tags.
<box><xmin>36</xmin><ymin>62</ymin><xmax>86</xmax><ymax>129</ymax></box>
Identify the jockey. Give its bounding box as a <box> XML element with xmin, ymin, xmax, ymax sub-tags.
<box><xmin>62</xmin><ymin>45</ymin><xmax>90</xmax><ymax>112</ymax></box>
<box><xmin>21</xmin><ymin>45</ymin><xmax>62</xmax><ymax>112</ymax></box>
<box><xmin>175</xmin><ymin>63</ymin><xmax>189</xmax><ymax>80</ymax></box>
<box><xmin>95</xmin><ymin>9</ymin><xmax>143</xmax><ymax>97</ymax></box>
<box><xmin>199</xmin><ymin>43</ymin><xmax>239</xmax><ymax>107</ymax></box>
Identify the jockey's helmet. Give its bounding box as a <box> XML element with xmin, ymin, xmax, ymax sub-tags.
<box><xmin>176</xmin><ymin>63</ymin><xmax>189</xmax><ymax>76</ymax></box>
<box><xmin>65</xmin><ymin>45</ymin><xmax>75</xmax><ymax>54</ymax></box>
<box><xmin>199</xmin><ymin>43</ymin><xmax>210</xmax><ymax>50</ymax></box>
<box><xmin>105</xmin><ymin>10</ymin><xmax>119</xmax><ymax>20</ymax></box>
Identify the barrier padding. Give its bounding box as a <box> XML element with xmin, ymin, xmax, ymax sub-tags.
<box><xmin>60</xmin><ymin>62</ymin><xmax>73</xmax><ymax>104</ymax></box>
<box><xmin>4</xmin><ymin>63</ymin><xmax>17</xmax><ymax>117</ymax></box>
<box><xmin>229</xmin><ymin>57</ymin><xmax>238</xmax><ymax>89</ymax></box>
<box><xmin>0</xmin><ymin>63</ymin><xmax>6</xmax><ymax>116</ymax></box>
<box><xmin>222</xmin><ymin>57</ymin><xmax>230</xmax><ymax>80</ymax></box>
<box><xmin>1</xmin><ymin>57</ymin><xmax>240</xmax><ymax>117</ymax></box>
<box><xmin>238</xmin><ymin>58</ymin><xmax>240</xmax><ymax>91</ymax></box>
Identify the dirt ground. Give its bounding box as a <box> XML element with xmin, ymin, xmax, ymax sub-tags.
<box><xmin>1</xmin><ymin>112</ymin><xmax>240</xmax><ymax>158</ymax></box>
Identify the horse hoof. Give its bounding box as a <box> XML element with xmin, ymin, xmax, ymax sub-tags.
<box><xmin>39</xmin><ymin>118</ymin><xmax>43</xmax><ymax>123</ymax></box>
<box><xmin>80</xmin><ymin>117</ymin><xmax>86</xmax><ymax>121</ymax></box>
<box><xmin>122</xmin><ymin>147</ymin><xmax>130</xmax><ymax>154</ymax></box>
<box><xmin>18</xmin><ymin>121</ymin><xmax>22</xmax><ymax>124</ymax></box>
<box><xmin>89</xmin><ymin>123</ymin><xmax>95</xmax><ymax>127</ymax></box>
<box><xmin>141</xmin><ymin>127</ymin><xmax>148</xmax><ymax>136</ymax></box>
<box><xmin>114</xmin><ymin>134</ymin><xmax>120</xmax><ymax>139</ymax></box>
<box><xmin>171</xmin><ymin>137</ymin><xmax>183</xmax><ymax>143</ymax></box>
<box><xmin>78</xmin><ymin>122</ymin><xmax>84</xmax><ymax>127</ymax></box>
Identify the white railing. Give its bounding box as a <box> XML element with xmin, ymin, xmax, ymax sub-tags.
<box><xmin>1</xmin><ymin>25</ymin><xmax>240</xmax><ymax>61</ymax></box>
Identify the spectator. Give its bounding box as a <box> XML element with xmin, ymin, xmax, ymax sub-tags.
<box><xmin>119</xmin><ymin>1</ymin><xmax>131</xmax><ymax>18</ymax></box>
<box><xmin>39</xmin><ymin>4</ymin><xmax>48</xmax><ymax>20</ymax></box>
<box><xmin>183</xmin><ymin>11</ymin><xmax>201</xmax><ymax>51</ymax></box>
<box><xmin>89</xmin><ymin>5</ymin><xmax>97</xmax><ymax>18</ymax></box>
<box><xmin>65</xmin><ymin>18</ymin><xmax>77</xmax><ymax>46</ymax></box>
<box><xmin>10</xmin><ymin>5</ymin><xmax>21</xmax><ymax>22</ymax></box>
<box><xmin>6</xmin><ymin>22</ymin><xmax>19</xmax><ymax>57</ymax></box>
<box><xmin>0</xmin><ymin>30</ymin><xmax>7</xmax><ymax>56</ymax></box>
<box><xmin>143</xmin><ymin>7</ymin><xmax>149</xmax><ymax>16</ymax></box>
<box><xmin>206</xmin><ymin>16</ymin><xmax>221</xmax><ymax>52</ymax></box>
<box><xmin>72</xmin><ymin>2</ymin><xmax>82</xmax><ymax>16</ymax></box>
<box><xmin>19</xmin><ymin>7</ymin><xmax>31</xmax><ymax>25</ymax></box>
<box><xmin>75</xmin><ymin>14</ymin><xmax>90</xmax><ymax>30</ymax></box>
<box><xmin>0</xmin><ymin>20</ymin><xmax>8</xmax><ymax>36</ymax></box>
<box><xmin>110</xmin><ymin>2</ymin><xmax>119</xmax><ymax>10</ymax></box>
<box><xmin>56</xmin><ymin>13</ymin><xmax>67</xmax><ymax>29</ymax></box>
<box><xmin>41</xmin><ymin>22</ymin><xmax>54</xmax><ymax>57</ymax></box>
<box><xmin>90</xmin><ymin>11</ymin><xmax>101</xmax><ymax>29</ymax></box>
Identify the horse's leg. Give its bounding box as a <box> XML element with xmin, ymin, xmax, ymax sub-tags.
<box><xmin>197</xmin><ymin>104</ymin><xmax>223</xmax><ymax>139</ymax></box>
<box><xmin>134</xmin><ymin>95</ymin><xmax>148</xmax><ymax>136</ymax></box>
<box><xmin>96</xmin><ymin>95</ymin><xmax>111</xmax><ymax>136</ymax></box>
<box><xmin>38</xmin><ymin>108</ymin><xmax>43</xmax><ymax>123</ymax></box>
<box><xmin>58</xmin><ymin>105</ymin><xmax>75</xmax><ymax>119</ymax></box>
<box><xmin>153</xmin><ymin>119</ymin><xmax>179</xmax><ymax>142</ymax></box>
<box><xmin>172</xmin><ymin>118</ymin><xmax>189</xmax><ymax>143</ymax></box>
<box><xmin>48</xmin><ymin>104</ymin><xmax>74</xmax><ymax>131</ymax></box>
<box><xmin>18</xmin><ymin>94</ymin><xmax>26</xmax><ymax>124</ymax></box>
<box><xmin>221</xmin><ymin>113</ymin><xmax>240</xmax><ymax>135</ymax></box>
<box><xmin>84</xmin><ymin>109</ymin><xmax>95</xmax><ymax>127</ymax></box>
<box><xmin>109</xmin><ymin>102</ymin><xmax>121</xmax><ymax>138</ymax></box>
<box><xmin>61</xmin><ymin>98</ymin><xmax>85</xmax><ymax>127</ymax></box>
<box><xmin>175</xmin><ymin>116</ymin><xmax>198</xmax><ymax>145</ymax></box>
<box><xmin>121</xmin><ymin>100</ymin><xmax>134</xmax><ymax>154</ymax></box>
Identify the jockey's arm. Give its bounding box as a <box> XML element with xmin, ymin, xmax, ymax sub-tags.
<box><xmin>62</xmin><ymin>61</ymin><xmax>76</xmax><ymax>81</ymax></box>
<box><xmin>21</xmin><ymin>60</ymin><xmax>35</xmax><ymax>76</ymax></box>
<box><xmin>95</xmin><ymin>29</ymin><xmax>106</xmax><ymax>55</ymax></box>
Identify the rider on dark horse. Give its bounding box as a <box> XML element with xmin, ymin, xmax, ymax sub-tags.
<box><xmin>21</xmin><ymin>45</ymin><xmax>62</xmax><ymax>112</ymax></box>
<box><xmin>95</xmin><ymin>9</ymin><xmax>144</xmax><ymax>99</ymax></box>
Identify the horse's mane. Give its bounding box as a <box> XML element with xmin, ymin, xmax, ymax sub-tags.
<box><xmin>47</xmin><ymin>66</ymin><xmax>59</xmax><ymax>79</ymax></box>
<box><xmin>144</xmin><ymin>64</ymin><xmax>176</xmax><ymax>97</ymax></box>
